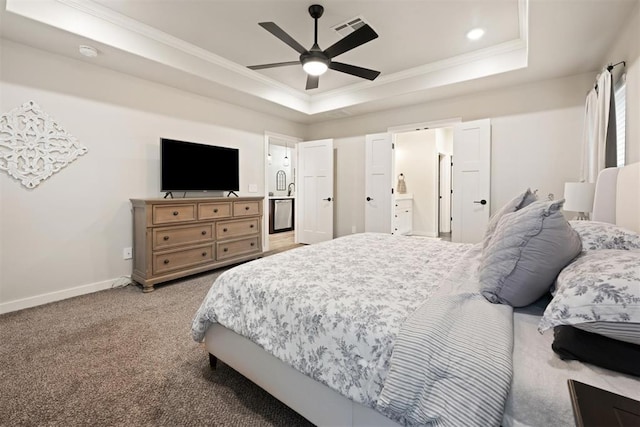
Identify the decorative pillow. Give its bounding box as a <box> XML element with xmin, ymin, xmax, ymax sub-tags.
<box><xmin>552</xmin><ymin>325</ymin><xmax>640</xmax><ymax>377</ymax></box>
<box><xmin>479</xmin><ymin>199</ymin><xmax>582</xmax><ymax>307</ymax></box>
<box><xmin>569</xmin><ymin>220</ymin><xmax>640</xmax><ymax>251</ymax></box>
<box><xmin>539</xmin><ymin>250</ymin><xmax>640</xmax><ymax>341</ymax></box>
<box><xmin>483</xmin><ymin>188</ymin><xmax>537</xmax><ymax>248</ymax></box>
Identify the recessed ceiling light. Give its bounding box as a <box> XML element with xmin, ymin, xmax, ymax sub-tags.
<box><xmin>466</xmin><ymin>28</ymin><xmax>485</xmax><ymax>41</ymax></box>
<box><xmin>78</xmin><ymin>45</ymin><xmax>98</xmax><ymax>58</ymax></box>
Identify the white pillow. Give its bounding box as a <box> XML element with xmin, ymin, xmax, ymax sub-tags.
<box><xmin>569</xmin><ymin>221</ymin><xmax>640</xmax><ymax>251</ymax></box>
<box><xmin>539</xmin><ymin>250</ymin><xmax>640</xmax><ymax>345</ymax></box>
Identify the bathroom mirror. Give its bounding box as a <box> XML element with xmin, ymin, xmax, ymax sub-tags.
<box><xmin>276</xmin><ymin>170</ymin><xmax>286</xmax><ymax>191</ymax></box>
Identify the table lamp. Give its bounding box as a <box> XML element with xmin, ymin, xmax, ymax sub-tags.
<box><xmin>564</xmin><ymin>182</ymin><xmax>596</xmax><ymax>220</ymax></box>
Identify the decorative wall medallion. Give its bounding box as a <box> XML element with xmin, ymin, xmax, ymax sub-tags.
<box><xmin>0</xmin><ymin>101</ymin><xmax>88</xmax><ymax>188</ymax></box>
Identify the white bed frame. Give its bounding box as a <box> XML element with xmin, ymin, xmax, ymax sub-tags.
<box><xmin>205</xmin><ymin>163</ymin><xmax>640</xmax><ymax>426</ymax></box>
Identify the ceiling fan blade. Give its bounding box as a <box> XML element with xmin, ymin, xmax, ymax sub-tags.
<box><xmin>323</xmin><ymin>24</ymin><xmax>378</xmax><ymax>59</ymax></box>
<box><xmin>329</xmin><ymin>62</ymin><xmax>380</xmax><ymax>81</ymax></box>
<box><xmin>248</xmin><ymin>61</ymin><xmax>300</xmax><ymax>70</ymax></box>
<box><xmin>306</xmin><ymin>75</ymin><xmax>319</xmax><ymax>90</ymax></box>
<box><xmin>259</xmin><ymin>22</ymin><xmax>308</xmax><ymax>55</ymax></box>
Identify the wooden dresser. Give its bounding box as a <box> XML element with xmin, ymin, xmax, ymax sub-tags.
<box><xmin>130</xmin><ymin>197</ymin><xmax>263</xmax><ymax>292</ymax></box>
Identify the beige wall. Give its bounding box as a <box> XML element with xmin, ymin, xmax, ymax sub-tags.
<box><xmin>0</xmin><ymin>40</ymin><xmax>306</xmax><ymax>311</ymax></box>
<box><xmin>602</xmin><ymin>0</ymin><xmax>640</xmax><ymax>164</ymax></box>
<box><xmin>311</xmin><ymin>73</ymin><xmax>593</xmax><ymax>233</ymax></box>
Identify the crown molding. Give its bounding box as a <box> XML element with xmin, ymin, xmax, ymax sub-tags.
<box><xmin>55</xmin><ymin>0</ymin><xmax>306</xmax><ymax>97</ymax></box>
<box><xmin>5</xmin><ymin>0</ymin><xmax>313</xmax><ymax>113</ymax></box>
<box><xmin>5</xmin><ymin>0</ymin><xmax>530</xmax><ymax>116</ymax></box>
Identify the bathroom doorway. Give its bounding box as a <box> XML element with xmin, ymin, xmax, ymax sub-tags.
<box><xmin>393</xmin><ymin>127</ymin><xmax>453</xmax><ymax>238</ymax></box>
<box><xmin>265</xmin><ymin>133</ymin><xmax>300</xmax><ymax>252</ymax></box>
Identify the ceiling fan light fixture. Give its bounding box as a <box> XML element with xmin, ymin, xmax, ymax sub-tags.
<box><xmin>250</xmin><ymin>4</ymin><xmax>379</xmax><ymax>89</ymax></box>
<box><xmin>302</xmin><ymin>58</ymin><xmax>329</xmax><ymax>76</ymax></box>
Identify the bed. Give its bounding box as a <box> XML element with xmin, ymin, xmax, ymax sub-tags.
<box><xmin>192</xmin><ymin>162</ymin><xmax>640</xmax><ymax>426</ymax></box>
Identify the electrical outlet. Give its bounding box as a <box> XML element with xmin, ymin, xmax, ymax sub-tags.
<box><xmin>351</xmin><ymin>225</ymin><xmax>356</xmax><ymax>234</ymax></box>
<box><xmin>248</xmin><ymin>184</ymin><xmax>258</xmax><ymax>193</ymax></box>
<box><xmin>123</xmin><ymin>247</ymin><xmax>132</xmax><ymax>260</ymax></box>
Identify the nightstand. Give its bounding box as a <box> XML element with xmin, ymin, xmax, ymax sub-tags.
<box><xmin>568</xmin><ymin>380</ymin><xmax>640</xmax><ymax>427</ymax></box>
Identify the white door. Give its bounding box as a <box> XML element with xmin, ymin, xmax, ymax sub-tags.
<box><xmin>439</xmin><ymin>154</ymin><xmax>452</xmax><ymax>233</ymax></box>
<box><xmin>452</xmin><ymin>119</ymin><xmax>491</xmax><ymax>243</ymax></box>
<box><xmin>297</xmin><ymin>139</ymin><xmax>334</xmax><ymax>244</ymax></box>
<box><xmin>365</xmin><ymin>133</ymin><xmax>393</xmax><ymax>233</ymax></box>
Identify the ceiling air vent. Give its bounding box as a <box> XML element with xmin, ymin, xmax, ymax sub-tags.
<box><xmin>331</xmin><ymin>15</ymin><xmax>369</xmax><ymax>37</ymax></box>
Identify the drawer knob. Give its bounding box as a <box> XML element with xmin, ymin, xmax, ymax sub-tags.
<box><xmin>223</xmin><ymin>228</ymin><xmax>228</xmax><ymax>232</ymax></box>
<box><xmin>202</xmin><ymin>252</ymin><xmax>207</xmax><ymax>257</ymax></box>
<box><xmin>172</xmin><ymin>211</ymin><xmax>179</xmax><ymax>216</ymax></box>
<box><xmin>201</xmin><ymin>230</ymin><xmax>207</xmax><ymax>235</ymax></box>
<box><xmin>249</xmin><ymin>224</ymin><xmax>254</xmax><ymax>228</ymax></box>
<box><xmin>245</xmin><ymin>206</ymin><xmax>250</xmax><ymax>210</ymax></box>
<box><xmin>213</xmin><ymin>208</ymin><xmax>218</xmax><ymax>213</ymax></box>
<box><xmin>223</xmin><ymin>248</ymin><xmax>228</xmax><ymax>252</ymax></box>
<box><xmin>163</xmin><ymin>259</ymin><xmax>170</xmax><ymax>264</ymax></box>
<box><xmin>250</xmin><ymin>242</ymin><xmax>255</xmax><ymax>247</ymax></box>
<box><xmin>163</xmin><ymin>236</ymin><xmax>169</xmax><ymax>241</ymax></box>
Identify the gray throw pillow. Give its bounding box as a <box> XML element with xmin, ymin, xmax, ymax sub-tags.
<box><xmin>479</xmin><ymin>199</ymin><xmax>582</xmax><ymax>307</ymax></box>
<box><xmin>483</xmin><ymin>188</ymin><xmax>537</xmax><ymax>248</ymax></box>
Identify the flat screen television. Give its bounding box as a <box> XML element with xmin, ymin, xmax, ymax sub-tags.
<box><xmin>160</xmin><ymin>138</ymin><xmax>239</xmax><ymax>192</ymax></box>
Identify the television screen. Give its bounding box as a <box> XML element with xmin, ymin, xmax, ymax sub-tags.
<box><xmin>161</xmin><ymin>138</ymin><xmax>239</xmax><ymax>192</ymax></box>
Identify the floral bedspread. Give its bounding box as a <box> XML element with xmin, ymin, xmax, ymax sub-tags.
<box><xmin>192</xmin><ymin>232</ymin><xmax>472</xmax><ymax>408</ymax></box>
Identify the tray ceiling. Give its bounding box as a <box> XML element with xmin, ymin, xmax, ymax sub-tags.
<box><xmin>1</xmin><ymin>0</ymin><xmax>637</xmax><ymax>123</ymax></box>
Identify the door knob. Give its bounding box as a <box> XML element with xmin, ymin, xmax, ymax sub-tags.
<box><xmin>473</xmin><ymin>199</ymin><xmax>487</xmax><ymax>205</ymax></box>
<box><xmin>366</xmin><ymin>197</ymin><xmax>373</xmax><ymax>201</ymax></box>
<box><xmin>323</xmin><ymin>197</ymin><xmax>332</xmax><ymax>201</ymax></box>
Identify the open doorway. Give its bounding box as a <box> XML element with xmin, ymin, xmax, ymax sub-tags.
<box><xmin>392</xmin><ymin>126</ymin><xmax>454</xmax><ymax>238</ymax></box>
<box><xmin>264</xmin><ymin>132</ymin><xmax>301</xmax><ymax>252</ymax></box>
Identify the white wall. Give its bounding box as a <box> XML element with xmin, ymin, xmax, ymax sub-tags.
<box><xmin>602</xmin><ymin>0</ymin><xmax>640</xmax><ymax>164</ymax></box>
<box><xmin>311</xmin><ymin>73</ymin><xmax>593</xmax><ymax>236</ymax></box>
<box><xmin>395</xmin><ymin>130</ymin><xmax>438</xmax><ymax>237</ymax></box>
<box><xmin>0</xmin><ymin>40</ymin><xmax>306</xmax><ymax>312</ymax></box>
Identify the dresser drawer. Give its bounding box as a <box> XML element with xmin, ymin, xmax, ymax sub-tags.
<box><xmin>217</xmin><ymin>237</ymin><xmax>260</xmax><ymax>260</ymax></box>
<box><xmin>216</xmin><ymin>218</ymin><xmax>259</xmax><ymax>239</ymax></box>
<box><xmin>152</xmin><ymin>223</ymin><xmax>213</xmax><ymax>250</ymax></box>
<box><xmin>198</xmin><ymin>202</ymin><xmax>232</xmax><ymax>220</ymax></box>
<box><xmin>233</xmin><ymin>201</ymin><xmax>260</xmax><ymax>217</ymax></box>
<box><xmin>395</xmin><ymin>199</ymin><xmax>412</xmax><ymax>210</ymax></box>
<box><xmin>153</xmin><ymin>244</ymin><xmax>215</xmax><ymax>275</ymax></box>
<box><xmin>153</xmin><ymin>204</ymin><xmax>196</xmax><ymax>225</ymax></box>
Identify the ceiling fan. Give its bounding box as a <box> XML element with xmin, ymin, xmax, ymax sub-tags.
<box><xmin>248</xmin><ymin>4</ymin><xmax>380</xmax><ymax>90</ymax></box>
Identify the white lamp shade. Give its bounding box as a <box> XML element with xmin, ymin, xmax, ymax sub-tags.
<box><xmin>564</xmin><ymin>182</ymin><xmax>596</xmax><ymax>212</ymax></box>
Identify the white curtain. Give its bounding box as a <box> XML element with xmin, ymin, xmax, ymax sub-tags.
<box><xmin>580</xmin><ymin>70</ymin><xmax>614</xmax><ymax>183</ymax></box>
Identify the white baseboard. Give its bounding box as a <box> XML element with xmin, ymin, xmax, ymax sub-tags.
<box><xmin>0</xmin><ymin>276</ymin><xmax>132</xmax><ymax>315</ymax></box>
